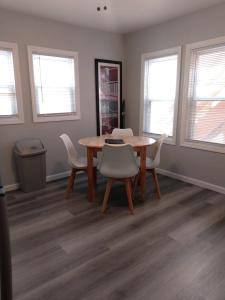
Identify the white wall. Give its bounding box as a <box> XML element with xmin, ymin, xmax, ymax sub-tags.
<box><xmin>0</xmin><ymin>8</ymin><xmax>124</xmax><ymax>186</ymax></box>
<box><xmin>124</xmin><ymin>2</ymin><xmax>225</xmax><ymax>188</ymax></box>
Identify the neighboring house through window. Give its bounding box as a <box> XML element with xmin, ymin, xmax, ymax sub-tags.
<box><xmin>181</xmin><ymin>37</ymin><xmax>225</xmax><ymax>153</ymax></box>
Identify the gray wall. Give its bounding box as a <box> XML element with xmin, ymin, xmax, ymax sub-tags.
<box><xmin>1</xmin><ymin>3</ymin><xmax>225</xmax><ymax>189</ymax></box>
<box><xmin>124</xmin><ymin>2</ymin><xmax>225</xmax><ymax>188</ymax></box>
<box><xmin>0</xmin><ymin>9</ymin><xmax>124</xmax><ymax>186</ymax></box>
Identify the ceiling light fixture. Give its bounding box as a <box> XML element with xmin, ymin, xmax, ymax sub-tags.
<box><xmin>97</xmin><ymin>4</ymin><xmax>107</xmax><ymax>12</ymax></box>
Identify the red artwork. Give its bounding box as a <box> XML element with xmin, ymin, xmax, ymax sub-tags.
<box><xmin>95</xmin><ymin>60</ymin><xmax>122</xmax><ymax>136</ymax></box>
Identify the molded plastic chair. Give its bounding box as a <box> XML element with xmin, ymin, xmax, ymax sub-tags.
<box><xmin>111</xmin><ymin>128</ymin><xmax>137</xmax><ymax>157</ymax></box>
<box><xmin>98</xmin><ymin>144</ymin><xmax>139</xmax><ymax>214</ymax></box>
<box><xmin>112</xmin><ymin>128</ymin><xmax>134</xmax><ymax>137</ymax></box>
<box><xmin>60</xmin><ymin>133</ymin><xmax>97</xmax><ymax>199</ymax></box>
<box><xmin>137</xmin><ymin>134</ymin><xmax>167</xmax><ymax>199</ymax></box>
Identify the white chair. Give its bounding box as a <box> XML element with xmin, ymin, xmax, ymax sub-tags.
<box><xmin>112</xmin><ymin>128</ymin><xmax>134</xmax><ymax>137</ymax></box>
<box><xmin>137</xmin><ymin>134</ymin><xmax>167</xmax><ymax>199</ymax></box>
<box><xmin>98</xmin><ymin>144</ymin><xmax>139</xmax><ymax>214</ymax></box>
<box><xmin>60</xmin><ymin>133</ymin><xmax>97</xmax><ymax>199</ymax></box>
<box><xmin>111</xmin><ymin>128</ymin><xmax>137</xmax><ymax>157</ymax></box>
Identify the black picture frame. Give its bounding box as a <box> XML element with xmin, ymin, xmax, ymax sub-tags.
<box><xmin>95</xmin><ymin>59</ymin><xmax>122</xmax><ymax>136</ymax></box>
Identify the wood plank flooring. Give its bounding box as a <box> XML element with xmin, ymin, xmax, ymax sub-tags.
<box><xmin>6</xmin><ymin>174</ymin><xmax>225</xmax><ymax>300</ymax></box>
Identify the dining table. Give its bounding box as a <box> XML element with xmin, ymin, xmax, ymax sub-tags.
<box><xmin>79</xmin><ymin>135</ymin><xmax>156</xmax><ymax>202</ymax></box>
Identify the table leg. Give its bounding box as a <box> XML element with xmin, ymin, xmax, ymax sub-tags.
<box><xmin>140</xmin><ymin>146</ymin><xmax>147</xmax><ymax>202</ymax></box>
<box><xmin>93</xmin><ymin>151</ymin><xmax>97</xmax><ymax>187</ymax></box>
<box><xmin>87</xmin><ymin>147</ymin><xmax>95</xmax><ymax>202</ymax></box>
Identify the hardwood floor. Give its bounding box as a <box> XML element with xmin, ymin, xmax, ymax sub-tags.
<box><xmin>6</xmin><ymin>174</ymin><xmax>225</xmax><ymax>300</ymax></box>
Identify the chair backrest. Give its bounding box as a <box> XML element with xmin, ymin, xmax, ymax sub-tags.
<box><xmin>112</xmin><ymin>128</ymin><xmax>134</xmax><ymax>137</ymax></box>
<box><xmin>98</xmin><ymin>144</ymin><xmax>139</xmax><ymax>179</ymax></box>
<box><xmin>150</xmin><ymin>134</ymin><xmax>167</xmax><ymax>168</ymax></box>
<box><xmin>59</xmin><ymin>134</ymin><xmax>78</xmax><ymax>166</ymax></box>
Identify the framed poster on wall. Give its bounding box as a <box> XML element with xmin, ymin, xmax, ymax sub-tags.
<box><xmin>95</xmin><ymin>59</ymin><xmax>122</xmax><ymax>136</ymax></box>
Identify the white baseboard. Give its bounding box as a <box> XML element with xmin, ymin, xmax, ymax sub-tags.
<box><xmin>5</xmin><ymin>168</ymin><xmax>225</xmax><ymax>195</ymax></box>
<box><xmin>5</xmin><ymin>170</ymin><xmax>71</xmax><ymax>192</ymax></box>
<box><xmin>4</xmin><ymin>183</ymin><xmax>19</xmax><ymax>192</ymax></box>
<box><xmin>157</xmin><ymin>168</ymin><xmax>225</xmax><ymax>195</ymax></box>
<box><xmin>46</xmin><ymin>170</ymin><xmax>70</xmax><ymax>182</ymax></box>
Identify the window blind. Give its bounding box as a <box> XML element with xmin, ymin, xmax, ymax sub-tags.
<box><xmin>0</xmin><ymin>49</ymin><xmax>18</xmax><ymax>116</ymax></box>
<box><xmin>32</xmin><ymin>54</ymin><xmax>76</xmax><ymax>115</ymax></box>
<box><xmin>187</xmin><ymin>45</ymin><xmax>225</xmax><ymax>145</ymax></box>
<box><xmin>143</xmin><ymin>55</ymin><xmax>178</xmax><ymax>137</ymax></box>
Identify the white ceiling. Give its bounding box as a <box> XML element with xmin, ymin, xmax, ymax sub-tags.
<box><xmin>0</xmin><ymin>0</ymin><xmax>224</xmax><ymax>33</ymax></box>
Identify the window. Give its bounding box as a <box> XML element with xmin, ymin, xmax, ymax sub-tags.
<box><xmin>140</xmin><ymin>47</ymin><xmax>181</xmax><ymax>144</ymax></box>
<box><xmin>181</xmin><ymin>37</ymin><xmax>225</xmax><ymax>153</ymax></box>
<box><xmin>0</xmin><ymin>42</ymin><xmax>23</xmax><ymax>125</ymax></box>
<box><xmin>28</xmin><ymin>46</ymin><xmax>80</xmax><ymax>122</ymax></box>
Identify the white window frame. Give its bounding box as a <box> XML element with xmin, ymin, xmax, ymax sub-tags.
<box><xmin>180</xmin><ymin>36</ymin><xmax>225</xmax><ymax>154</ymax></box>
<box><xmin>27</xmin><ymin>45</ymin><xmax>81</xmax><ymax>123</ymax></box>
<box><xmin>140</xmin><ymin>46</ymin><xmax>181</xmax><ymax>145</ymax></box>
<box><xmin>0</xmin><ymin>41</ymin><xmax>24</xmax><ymax>125</ymax></box>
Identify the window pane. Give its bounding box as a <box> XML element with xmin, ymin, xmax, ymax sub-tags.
<box><xmin>144</xmin><ymin>101</ymin><xmax>174</xmax><ymax>136</ymax></box>
<box><xmin>0</xmin><ymin>49</ymin><xmax>18</xmax><ymax>116</ymax></box>
<box><xmin>194</xmin><ymin>46</ymin><xmax>225</xmax><ymax>100</ymax></box>
<box><xmin>187</xmin><ymin>44</ymin><xmax>225</xmax><ymax>146</ymax></box>
<box><xmin>144</xmin><ymin>55</ymin><xmax>177</xmax><ymax>101</ymax></box>
<box><xmin>32</xmin><ymin>54</ymin><xmax>76</xmax><ymax>115</ymax></box>
<box><xmin>143</xmin><ymin>53</ymin><xmax>178</xmax><ymax>136</ymax></box>
<box><xmin>188</xmin><ymin>100</ymin><xmax>225</xmax><ymax>144</ymax></box>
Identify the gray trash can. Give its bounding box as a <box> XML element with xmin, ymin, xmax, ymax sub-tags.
<box><xmin>14</xmin><ymin>139</ymin><xmax>47</xmax><ymax>192</ymax></box>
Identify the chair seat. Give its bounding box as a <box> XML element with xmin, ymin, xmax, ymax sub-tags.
<box><xmin>70</xmin><ymin>156</ymin><xmax>98</xmax><ymax>169</ymax></box>
<box><xmin>137</xmin><ymin>156</ymin><xmax>155</xmax><ymax>169</ymax></box>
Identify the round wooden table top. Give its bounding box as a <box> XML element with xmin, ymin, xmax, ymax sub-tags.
<box><xmin>79</xmin><ymin>135</ymin><xmax>155</xmax><ymax>149</ymax></box>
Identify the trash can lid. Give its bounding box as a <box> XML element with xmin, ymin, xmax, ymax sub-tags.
<box><xmin>15</xmin><ymin>139</ymin><xmax>46</xmax><ymax>157</ymax></box>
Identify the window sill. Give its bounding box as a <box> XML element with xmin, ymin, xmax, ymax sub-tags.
<box><xmin>0</xmin><ymin>116</ymin><xmax>24</xmax><ymax>125</ymax></box>
<box><xmin>142</xmin><ymin>132</ymin><xmax>176</xmax><ymax>145</ymax></box>
<box><xmin>33</xmin><ymin>114</ymin><xmax>81</xmax><ymax>123</ymax></box>
<box><xmin>180</xmin><ymin>140</ymin><xmax>225</xmax><ymax>154</ymax></box>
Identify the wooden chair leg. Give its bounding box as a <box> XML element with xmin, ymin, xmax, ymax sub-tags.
<box><xmin>93</xmin><ymin>167</ymin><xmax>97</xmax><ymax>187</ymax></box>
<box><xmin>101</xmin><ymin>178</ymin><xmax>113</xmax><ymax>213</ymax></box>
<box><xmin>65</xmin><ymin>168</ymin><xmax>76</xmax><ymax>199</ymax></box>
<box><xmin>125</xmin><ymin>178</ymin><xmax>134</xmax><ymax>215</ymax></box>
<box><xmin>132</xmin><ymin>174</ymin><xmax>139</xmax><ymax>199</ymax></box>
<box><xmin>137</xmin><ymin>174</ymin><xmax>141</xmax><ymax>186</ymax></box>
<box><xmin>151</xmin><ymin>169</ymin><xmax>161</xmax><ymax>199</ymax></box>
